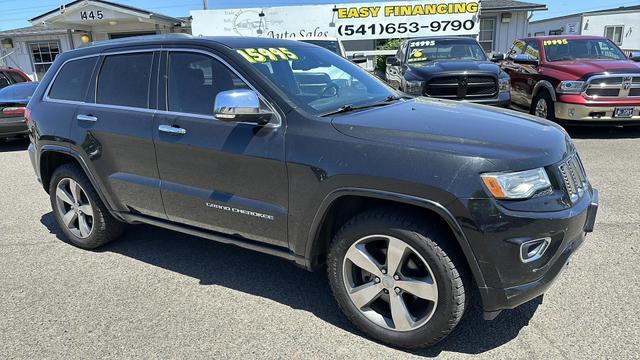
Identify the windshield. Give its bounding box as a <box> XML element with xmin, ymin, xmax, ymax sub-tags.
<box><xmin>235</xmin><ymin>46</ymin><xmax>397</xmax><ymax>115</ymax></box>
<box><xmin>0</xmin><ymin>82</ymin><xmax>38</xmax><ymax>100</ymax></box>
<box><xmin>544</xmin><ymin>38</ymin><xmax>626</xmax><ymax>61</ymax></box>
<box><xmin>300</xmin><ymin>40</ymin><xmax>341</xmax><ymax>56</ymax></box>
<box><xmin>407</xmin><ymin>39</ymin><xmax>487</xmax><ymax>63</ymax></box>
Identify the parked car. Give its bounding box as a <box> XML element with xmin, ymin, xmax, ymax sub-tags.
<box><xmin>0</xmin><ymin>67</ymin><xmax>31</xmax><ymax>89</ymax></box>
<box><xmin>298</xmin><ymin>37</ymin><xmax>347</xmax><ymax>57</ymax></box>
<box><xmin>385</xmin><ymin>37</ymin><xmax>511</xmax><ymax>107</ymax></box>
<box><xmin>0</xmin><ymin>82</ymin><xmax>38</xmax><ymax>141</ymax></box>
<box><xmin>27</xmin><ymin>35</ymin><xmax>597</xmax><ymax>348</ymax></box>
<box><xmin>501</xmin><ymin>36</ymin><xmax>640</xmax><ymax>125</ymax></box>
<box><xmin>297</xmin><ymin>37</ymin><xmax>367</xmax><ymax>65</ymax></box>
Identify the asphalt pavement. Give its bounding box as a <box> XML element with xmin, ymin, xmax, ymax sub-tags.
<box><xmin>0</xmin><ymin>126</ymin><xmax>638</xmax><ymax>359</ymax></box>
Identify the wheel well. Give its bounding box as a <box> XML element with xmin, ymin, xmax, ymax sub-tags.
<box><xmin>40</xmin><ymin>151</ymin><xmax>79</xmax><ymax>193</ymax></box>
<box><xmin>309</xmin><ymin>195</ymin><xmax>469</xmax><ymax>274</ymax></box>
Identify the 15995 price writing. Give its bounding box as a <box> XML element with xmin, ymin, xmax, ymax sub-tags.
<box><xmin>338</xmin><ymin>20</ymin><xmax>475</xmax><ymax>37</ymax></box>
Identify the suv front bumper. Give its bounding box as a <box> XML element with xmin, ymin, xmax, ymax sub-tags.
<box><xmin>457</xmin><ymin>188</ymin><xmax>598</xmax><ymax>319</ymax></box>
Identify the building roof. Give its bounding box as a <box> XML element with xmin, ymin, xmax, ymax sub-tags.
<box><xmin>531</xmin><ymin>5</ymin><xmax>640</xmax><ymax>23</ymax></box>
<box><xmin>481</xmin><ymin>0</ymin><xmax>547</xmax><ymax>12</ymax></box>
<box><xmin>0</xmin><ymin>25</ymin><xmax>67</xmax><ymax>37</ymax></box>
<box><xmin>30</xmin><ymin>0</ymin><xmax>183</xmax><ymax>25</ymax></box>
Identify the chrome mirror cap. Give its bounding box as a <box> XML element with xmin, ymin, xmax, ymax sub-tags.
<box><xmin>214</xmin><ymin>89</ymin><xmax>274</xmax><ymax>126</ymax></box>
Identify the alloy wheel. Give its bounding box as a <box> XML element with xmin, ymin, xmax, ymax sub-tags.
<box><xmin>342</xmin><ymin>235</ymin><xmax>438</xmax><ymax>332</ymax></box>
<box><xmin>55</xmin><ymin>178</ymin><xmax>94</xmax><ymax>239</ymax></box>
<box><xmin>535</xmin><ymin>98</ymin><xmax>548</xmax><ymax>119</ymax></box>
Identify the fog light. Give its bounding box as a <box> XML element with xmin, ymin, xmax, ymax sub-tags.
<box><xmin>520</xmin><ymin>238</ymin><xmax>551</xmax><ymax>263</ymax></box>
<box><xmin>568</xmin><ymin>108</ymin><xmax>576</xmax><ymax>117</ymax></box>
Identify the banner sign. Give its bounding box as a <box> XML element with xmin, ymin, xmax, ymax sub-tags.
<box><xmin>191</xmin><ymin>1</ymin><xmax>480</xmax><ymax>41</ymax></box>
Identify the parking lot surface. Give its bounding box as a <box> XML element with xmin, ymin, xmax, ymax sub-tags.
<box><xmin>1</xmin><ymin>126</ymin><xmax>639</xmax><ymax>359</ymax></box>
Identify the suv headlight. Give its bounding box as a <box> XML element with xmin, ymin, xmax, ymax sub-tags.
<box><xmin>481</xmin><ymin>168</ymin><xmax>551</xmax><ymax>199</ymax></box>
<box><xmin>404</xmin><ymin>80</ymin><xmax>424</xmax><ymax>95</ymax></box>
<box><xmin>499</xmin><ymin>77</ymin><xmax>510</xmax><ymax>92</ymax></box>
<box><xmin>557</xmin><ymin>81</ymin><xmax>585</xmax><ymax>94</ymax></box>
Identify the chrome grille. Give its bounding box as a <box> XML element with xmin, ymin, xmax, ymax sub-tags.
<box><xmin>584</xmin><ymin>74</ymin><xmax>640</xmax><ymax>98</ymax></box>
<box><xmin>559</xmin><ymin>153</ymin><xmax>588</xmax><ymax>203</ymax></box>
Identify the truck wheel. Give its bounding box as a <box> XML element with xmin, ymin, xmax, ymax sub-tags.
<box><xmin>49</xmin><ymin>163</ymin><xmax>124</xmax><ymax>249</ymax></box>
<box><xmin>327</xmin><ymin>209</ymin><xmax>466</xmax><ymax>348</ymax></box>
<box><xmin>531</xmin><ymin>91</ymin><xmax>556</xmax><ymax>121</ymax></box>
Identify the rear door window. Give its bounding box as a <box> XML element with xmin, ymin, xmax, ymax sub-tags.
<box><xmin>97</xmin><ymin>52</ymin><xmax>153</xmax><ymax>108</ymax></box>
<box><xmin>0</xmin><ymin>72</ymin><xmax>11</xmax><ymax>88</ymax></box>
<box><xmin>8</xmin><ymin>71</ymin><xmax>27</xmax><ymax>84</ymax></box>
<box><xmin>48</xmin><ymin>57</ymin><xmax>98</xmax><ymax>101</ymax></box>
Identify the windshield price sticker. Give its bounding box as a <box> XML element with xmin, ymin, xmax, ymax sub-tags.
<box><xmin>410</xmin><ymin>40</ymin><xmax>436</xmax><ymax>48</ymax></box>
<box><xmin>543</xmin><ymin>39</ymin><xmax>569</xmax><ymax>46</ymax></box>
<box><xmin>237</xmin><ymin>48</ymin><xmax>298</xmax><ymax>63</ymax></box>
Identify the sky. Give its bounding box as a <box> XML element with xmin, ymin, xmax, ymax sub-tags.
<box><xmin>1</xmin><ymin>0</ymin><xmax>639</xmax><ymax>31</ymax></box>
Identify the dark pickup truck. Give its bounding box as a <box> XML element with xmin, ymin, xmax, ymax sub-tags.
<box><xmin>27</xmin><ymin>34</ymin><xmax>597</xmax><ymax>348</ymax></box>
<box><xmin>385</xmin><ymin>37</ymin><xmax>511</xmax><ymax>107</ymax></box>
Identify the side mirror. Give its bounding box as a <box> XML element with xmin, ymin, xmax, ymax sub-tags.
<box><xmin>386</xmin><ymin>56</ymin><xmax>400</xmax><ymax>66</ymax></box>
<box><xmin>214</xmin><ymin>89</ymin><xmax>274</xmax><ymax>126</ymax></box>
<box><xmin>512</xmin><ymin>54</ymin><xmax>539</xmax><ymax>65</ymax></box>
<box><xmin>630</xmin><ymin>52</ymin><xmax>640</xmax><ymax>62</ymax></box>
<box><xmin>351</xmin><ymin>53</ymin><xmax>367</xmax><ymax>64</ymax></box>
<box><xmin>491</xmin><ymin>53</ymin><xmax>505</xmax><ymax>62</ymax></box>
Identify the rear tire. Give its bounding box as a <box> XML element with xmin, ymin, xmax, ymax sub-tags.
<box><xmin>327</xmin><ymin>209</ymin><xmax>466</xmax><ymax>348</ymax></box>
<box><xmin>531</xmin><ymin>90</ymin><xmax>556</xmax><ymax>121</ymax></box>
<box><xmin>49</xmin><ymin>163</ymin><xmax>124</xmax><ymax>249</ymax></box>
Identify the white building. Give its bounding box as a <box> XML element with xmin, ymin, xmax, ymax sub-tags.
<box><xmin>0</xmin><ymin>0</ymin><xmax>547</xmax><ymax>80</ymax></box>
<box><xmin>478</xmin><ymin>0</ymin><xmax>547</xmax><ymax>53</ymax></box>
<box><xmin>528</xmin><ymin>5</ymin><xmax>640</xmax><ymax>53</ymax></box>
<box><xmin>0</xmin><ymin>0</ymin><xmax>190</xmax><ymax>80</ymax></box>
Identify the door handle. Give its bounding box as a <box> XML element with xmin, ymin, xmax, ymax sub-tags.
<box><xmin>158</xmin><ymin>124</ymin><xmax>187</xmax><ymax>135</ymax></box>
<box><xmin>77</xmin><ymin>114</ymin><xmax>97</xmax><ymax>122</ymax></box>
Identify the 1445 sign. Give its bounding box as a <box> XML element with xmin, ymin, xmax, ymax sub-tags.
<box><xmin>80</xmin><ymin>10</ymin><xmax>104</xmax><ymax>20</ymax></box>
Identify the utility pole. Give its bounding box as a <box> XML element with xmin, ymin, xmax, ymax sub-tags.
<box><xmin>202</xmin><ymin>0</ymin><xmax>208</xmax><ymax>10</ymax></box>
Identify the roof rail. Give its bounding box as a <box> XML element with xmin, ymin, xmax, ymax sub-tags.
<box><xmin>88</xmin><ymin>33</ymin><xmax>192</xmax><ymax>46</ymax></box>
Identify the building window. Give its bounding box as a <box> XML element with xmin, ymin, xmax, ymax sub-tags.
<box><xmin>549</xmin><ymin>29</ymin><xmax>563</xmax><ymax>35</ymax></box>
<box><xmin>604</xmin><ymin>26</ymin><xmax>624</xmax><ymax>45</ymax></box>
<box><xmin>534</xmin><ymin>31</ymin><xmax>545</xmax><ymax>37</ymax></box>
<box><xmin>29</xmin><ymin>41</ymin><xmax>60</xmax><ymax>80</ymax></box>
<box><xmin>478</xmin><ymin>18</ymin><xmax>496</xmax><ymax>52</ymax></box>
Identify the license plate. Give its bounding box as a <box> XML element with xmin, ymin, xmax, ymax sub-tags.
<box><xmin>614</xmin><ymin>107</ymin><xmax>635</xmax><ymax>118</ymax></box>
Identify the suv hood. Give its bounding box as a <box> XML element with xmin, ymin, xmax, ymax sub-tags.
<box><xmin>543</xmin><ymin>59</ymin><xmax>640</xmax><ymax>79</ymax></box>
<box><xmin>331</xmin><ymin>98</ymin><xmax>572</xmax><ymax>170</ymax></box>
<box><xmin>407</xmin><ymin>60</ymin><xmax>501</xmax><ymax>78</ymax></box>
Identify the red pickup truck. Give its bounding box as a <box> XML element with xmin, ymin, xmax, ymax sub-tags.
<box><xmin>501</xmin><ymin>36</ymin><xmax>640</xmax><ymax>125</ymax></box>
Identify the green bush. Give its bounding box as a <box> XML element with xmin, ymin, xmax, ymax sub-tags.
<box><xmin>375</xmin><ymin>38</ymin><xmax>403</xmax><ymax>73</ymax></box>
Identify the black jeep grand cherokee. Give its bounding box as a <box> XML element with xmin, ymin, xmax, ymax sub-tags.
<box><xmin>386</xmin><ymin>37</ymin><xmax>511</xmax><ymax>107</ymax></box>
<box><xmin>27</xmin><ymin>35</ymin><xmax>597</xmax><ymax>348</ymax></box>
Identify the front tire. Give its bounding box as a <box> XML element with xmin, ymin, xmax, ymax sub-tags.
<box><xmin>327</xmin><ymin>209</ymin><xmax>466</xmax><ymax>348</ymax></box>
<box><xmin>49</xmin><ymin>163</ymin><xmax>124</xmax><ymax>249</ymax></box>
<box><xmin>531</xmin><ymin>90</ymin><xmax>556</xmax><ymax>121</ymax></box>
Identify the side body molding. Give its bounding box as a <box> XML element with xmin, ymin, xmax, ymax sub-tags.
<box><xmin>304</xmin><ymin>187</ymin><xmax>487</xmax><ymax>288</ymax></box>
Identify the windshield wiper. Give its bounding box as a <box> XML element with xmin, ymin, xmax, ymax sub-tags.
<box><xmin>320</xmin><ymin>95</ymin><xmax>405</xmax><ymax>117</ymax></box>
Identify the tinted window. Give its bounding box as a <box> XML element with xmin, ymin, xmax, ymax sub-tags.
<box><xmin>48</xmin><ymin>57</ymin><xmax>97</xmax><ymax>101</ymax></box>
<box><xmin>97</xmin><ymin>53</ymin><xmax>152</xmax><ymax>108</ymax></box>
<box><xmin>0</xmin><ymin>73</ymin><xmax>11</xmax><ymax>88</ymax></box>
<box><xmin>302</xmin><ymin>40</ymin><xmax>340</xmax><ymax>55</ymax></box>
<box><xmin>8</xmin><ymin>72</ymin><xmax>27</xmax><ymax>83</ymax></box>
<box><xmin>168</xmin><ymin>52</ymin><xmax>248</xmax><ymax>115</ymax></box>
